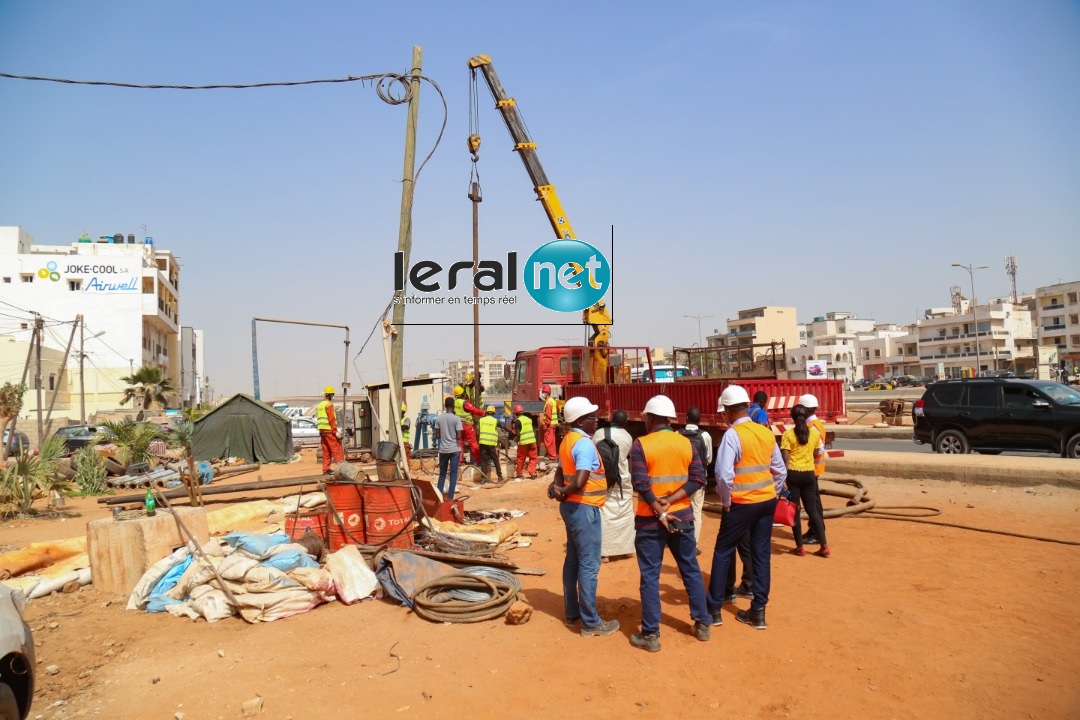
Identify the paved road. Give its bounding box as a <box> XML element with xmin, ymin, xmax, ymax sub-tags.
<box><xmin>834</xmin><ymin>437</ymin><xmax>1053</xmax><ymax>458</ymax></box>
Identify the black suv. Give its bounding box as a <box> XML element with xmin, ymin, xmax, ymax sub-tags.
<box><xmin>912</xmin><ymin>379</ymin><xmax>1080</xmax><ymax>458</ymax></box>
<box><xmin>51</xmin><ymin>425</ymin><xmax>113</xmax><ymax>455</ymax></box>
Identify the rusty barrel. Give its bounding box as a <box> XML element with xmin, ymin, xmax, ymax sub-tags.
<box><xmin>285</xmin><ymin>510</ymin><xmax>327</xmax><ymax>543</ymax></box>
<box><xmin>362</xmin><ymin>483</ymin><xmax>416</xmax><ymax>549</ymax></box>
<box><xmin>325</xmin><ymin>480</ymin><xmax>366</xmax><ymax>551</ymax></box>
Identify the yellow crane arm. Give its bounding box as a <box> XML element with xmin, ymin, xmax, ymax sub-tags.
<box><xmin>468</xmin><ymin>54</ymin><xmax>575</xmax><ymax>241</ymax></box>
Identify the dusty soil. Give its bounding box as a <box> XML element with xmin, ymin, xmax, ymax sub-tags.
<box><xmin>10</xmin><ymin>449</ymin><xmax>1080</xmax><ymax>719</ymax></box>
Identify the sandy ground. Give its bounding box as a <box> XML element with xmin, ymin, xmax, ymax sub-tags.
<box><xmin>8</xmin><ymin>449</ymin><xmax>1080</xmax><ymax>719</ymax></box>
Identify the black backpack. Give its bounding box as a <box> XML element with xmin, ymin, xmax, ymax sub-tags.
<box><xmin>595</xmin><ymin>427</ymin><xmax>624</xmax><ymax>497</ymax></box>
<box><xmin>680</xmin><ymin>427</ymin><xmax>714</xmax><ymax>479</ymax></box>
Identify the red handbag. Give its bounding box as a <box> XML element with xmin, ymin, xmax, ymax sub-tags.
<box><xmin>774</xmin><ymin>498</ymin><xmax>796</xmax><ymax>527</ymax></box>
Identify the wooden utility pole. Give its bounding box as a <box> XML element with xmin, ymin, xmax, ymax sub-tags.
<box><xmin>390</xmin><ymin>45</ymin><xmax>423</xmax><ymax>408</ymax></box>
<box><xmin>42</xmin><ymin>317</ymin><xmax>79</xmax><ymax>438</ymax></box>
<box><xmin>470</xmin><ymin>180</ymin><xmax>482</xmax><ymax>404</ymax></box>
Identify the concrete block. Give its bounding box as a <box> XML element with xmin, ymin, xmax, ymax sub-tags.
<box><xmin>87</xmin><ymin>508</ymin><xmax>210</xmax><ymax>596</ymax></box>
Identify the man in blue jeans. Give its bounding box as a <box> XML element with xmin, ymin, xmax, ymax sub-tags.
<box><xmin>629</xmin><ymin>395</ymin><xmax>712</xmax><ymax>652</ymax></box>
<box><xmin>434</xmin><ymin>397</ymin><xmax>463</xmax><ymax>499</ymax></box>
<box><xmin>548</xmin><ymin>396</ymin><xmax>619</xmax><ymax>638</ymax></box>
<box><xmin>707</xmin><ymin>385</ymin><xmax>787</xmax><ymax>630</ymax></box>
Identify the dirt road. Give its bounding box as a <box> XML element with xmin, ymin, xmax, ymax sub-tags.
<box><xmin>13</xmin><ymin>451</ymin><xmax>1080</xmax><ymax>719</ymax></box>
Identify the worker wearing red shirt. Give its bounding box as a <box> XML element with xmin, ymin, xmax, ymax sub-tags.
<box><xmin>453</xmin><ymin>385</ymin><xmax>486</xmax><ymax>464</ymax></box>
<box><xmin>316</xmin><ymin>386</ymin><xmax>344</xmax><ymax>475</ymax></box>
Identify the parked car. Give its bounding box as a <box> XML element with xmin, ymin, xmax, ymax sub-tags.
<box><xmin>290</xmin><ymin>417</ymin><xmax>321</xmax><ymax>449</ymax></box>
<box><xmin>893</xmin><ymin>376</ymin><xmax>921</xmax><ymax>388</ymax></box>
<box><xmin>51</xmin><ymin>425</ymin><xmax>114</xmax><ymax>455</ymax></box>
<box><xmin>867</xmin><ymin>381</ymin><xmax>894</xmax><ymax>391</ymax></box>
<box><xmin>0</xmin><ymin>584</ymin><xmax>35</xmax><ymax>719</ymax></box>
<box><xmin>851</xmin><ymin>378</ymin><xmax>872</xmax><ymax>389</ymax></box>
<box><xmin>916</xmin><ymin>375</ymin><xmax>938</xmax><ymax>386</ymax></box>
<box><xmin>1</xmin><ymin>429</ymin><xmax>30</xmax><ymax>456</ymax></box>
<box><xmin>912</xmin><ymin>378</ymin><xmax>1080</xmax><ymax>457</ymax></box>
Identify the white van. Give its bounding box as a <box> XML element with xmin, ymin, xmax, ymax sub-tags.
<box><xmin>639</xmin><ymin>365</ymin><xmax>691</xmax><ymax>383</ymax></box>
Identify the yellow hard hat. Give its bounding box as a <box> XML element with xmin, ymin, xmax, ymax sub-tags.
<box><xmin>465</xmin><ymin>372</ymin><xmax>474</xmax><ymax>383</ymax></box>
<box><xmin>486</xmin><ymin>405</ymin><xmax>495</xmax><ymax>414</ymax></box>
<box><xmin>454</xmin><ymin>385</ymin><xmax>464</xmax><ymax>396</ymax></box>
<box><xmin>323</xmin><ymin>386</ymin><xmax>335</xmax><ymax>395</ymax></box>
<box><xmin>401</xmin><ymin>402</ymin><xmax>407</xmax><ymax>412</ymax></box>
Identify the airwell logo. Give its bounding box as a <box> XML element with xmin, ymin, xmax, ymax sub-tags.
<box><xmin>524</xmin><ymin>239</ymin><xmax>610</xmax><ymax>312</ymax></box>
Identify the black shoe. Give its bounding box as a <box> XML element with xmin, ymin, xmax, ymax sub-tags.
<box><xmin>694</xmin><ymin>621</ymin><xmax>711</xmax><ymax>641</ymax></box>
<box><xmin>581</xmin><ymin>618</ymin><xmax>620</xmax><ymax>637</ymax></box>
<box><xmin>736</xmin><ymin>608</ymin><xmax>767</xmax><ymax>630</ymax></box>
<box><xmin>709</xmin><ymin>610</ymin><xmax>723</xmax><ymax>627</ymax></box>
<box><xmin>630</xmin><ymin>632</ymin><xmax>661</xmax><ymax>652</ymax></box>
<box><xmin>323</xmin><ymin>470</ymin><xmax>334</xmax><ymax>476</ymax></box>
<box><xmin>734</xmin><ymin>583</ymin><xmax>754</xmax><ymax>599</ymax></box>
<box><xmin>723</xmin><ymin>593</ymin><xmax>737</xmax><ymax>605</ymax></box>
<box><xmin>803</xmin><ymin>535</ymin><xmax>821</xmax><ymax>545</ymax></box>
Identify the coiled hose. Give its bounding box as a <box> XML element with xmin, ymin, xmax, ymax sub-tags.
<box><xmin>446</xmin><ymin>566</ymin><xmax>523</xmax><ymax>601</ymax></box>
<box><xmin>412</xmin><ymin>573</ymin><xmax>518</xmax><ymax>623</ymax></box>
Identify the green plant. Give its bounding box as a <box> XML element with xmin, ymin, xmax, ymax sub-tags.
<box><xmin>71</xmin><ymin>445</ymin><xmax>109</xmax><ymax>495</ymax></box>
<box><xmin>120</xmin><ymin>365</ymin><xmax>176</xmax><ymax>410</ymax></box>
<box><xmin>181</xmin><ymin>405</ymin><xmax>208</xmax><ymax>422</ymax></box>
<box><xmin>96</xmin><ymin>418</ymin><xmax>165</xmax><ymax>470</ymax></box>
<box><xmin>0</xmin><ymin>435</ymin><xmax>67</xmax><ymax>514</ymax></box>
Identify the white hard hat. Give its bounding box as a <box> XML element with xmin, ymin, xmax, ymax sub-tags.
<box><xmin>798</xmin><ymin>393</ymin><xmax>819</xmax><ymax>408</ymax></box>
<box><xmin>718</xmin><ymin>385</ymin><xmax>751</xmax><ymax>412</ymax></box>
<box><xmin>643</xmin><ymin>395</ymin><xmax>677</xmax><ymax>419</ymax></box>
<box><xmin>562</xmin><ymin>396</ymin><xmax>599</xmax><ymax>423</ymax></box>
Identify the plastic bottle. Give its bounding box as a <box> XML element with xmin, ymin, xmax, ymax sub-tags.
<box><xmin>144</xmin><ymin>487</ymin><xmax>156</xmax><ymax>517</ymax></box>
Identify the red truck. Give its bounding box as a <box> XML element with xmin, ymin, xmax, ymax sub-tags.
<box><xmin>510</xmin><ymin>345</ymin><xmax>845</xmax><ymax>443</ymax></box>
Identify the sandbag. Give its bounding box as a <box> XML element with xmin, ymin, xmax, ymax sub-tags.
<box><xmin>127</xmin><ymin>546</ymin><xmax>191</xmax><ymax>611</ymax></box>
<box><xmin>325</xmin><ymin>546</ymin><xmax>379</xmax><ymax>605</ymax></box>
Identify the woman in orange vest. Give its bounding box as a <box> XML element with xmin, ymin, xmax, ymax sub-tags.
<box><xmin>547</xmin><ymin>396</ymin><xmax>619</xmax><ymax>638</ymax></box>
<box><xmin>628</xmin><ymin>395</ymin><xmax>712</xmax><ymax>653</ymax></box>
<box><xmin>705</xmin><ymin>385</ymin><xmax>787</xmax><ymax>630</ymax></box>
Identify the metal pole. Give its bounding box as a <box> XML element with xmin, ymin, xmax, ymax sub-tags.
<box><xmin>34</xmin><ymin>315</ymin><xmax>43</xmax><ymax>446</ymax></box>
<box><xmin>342</xmin><ymin>328</ymin><xmax>350</xmax><ymax>448</ymax></box>
<box><xmin>471</xmin><ymin>180</ymin><xmax>481</xmax><ymax>405</ymax></box>
<box><xmin>79</xmin><ymin>317</ymin><xmax>86</xmax><ymax>423</ymax></box>
<box><xmin>251</xmin><ymin>318</ymin><xmax>260</xmax><ymax>400</ymax></box>
<box><xmin>390</xmin><ymin>45</ymin><xmax>423</xmax><ymax>411</ymax></box>
<box><xmin>969</xmin><ymin>272</ymin><xmax>981</xmax><ymax>373</ymax></box>
<box><xmin>42</xmin><ymin>317</ymin><xmax>79</xmax><ymax>438</ymax></box>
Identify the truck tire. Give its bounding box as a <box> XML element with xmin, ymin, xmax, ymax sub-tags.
<box><xmin>1064</xmin><ymin>434</ymin><xmax>1080</xmax><ymax>459</ymax></box>
<box><xmin>0</xmin><ymin>683</ymin><xmax>20</xmax><ymax>720</ymax></box>
<box><xmin>934</xmin><ymin>430</ymin><xmax>969</xmax><ymax>455</ymax></box>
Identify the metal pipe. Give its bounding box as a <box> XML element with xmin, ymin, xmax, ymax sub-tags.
<box><xmin>98</xmin><ymin>474</ymin><xmax>329</xmax><ymax>505</ymax></box>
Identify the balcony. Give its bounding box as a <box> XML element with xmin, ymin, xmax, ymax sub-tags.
<box><xmin>1043</xmin><ymin>303</ymin><xmax>1065</xmax><ymax>311</ymax></box>
<box><xmin>1042</xmin><ymin>324</ymin><xmax>1066</xmax><ymax>331</ymax></box>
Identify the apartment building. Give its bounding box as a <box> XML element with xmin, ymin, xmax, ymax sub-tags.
<box><xmin>446</xmin><ymin>354</ymin><xmax>513</xmax><ymax>393</ymax></box>
<box><xmin>706</xmin><ymin>306</ymin><xmax>800</xmax><ymax>375</ymax></box>
<box><xmin>1035</xmin><ymin>281</ymin><xmax>1080</xmax><ymax>367</ymax></box>
<box><xmin>915</xmin><ymin>301</ymin><xmax>1036</xmax><ymax>377</ymax></box>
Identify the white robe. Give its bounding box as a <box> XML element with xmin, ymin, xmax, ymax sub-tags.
<box><xmin>593</xmin><ymin>426</ymin><xmax>635</xmax><ymax>557</ymax></box>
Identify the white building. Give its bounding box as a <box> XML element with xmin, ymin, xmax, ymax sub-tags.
<box><xmin>446</xmin><ymin>354</ymin><xmax>513</xmax><ymax>393</ymax></box>
<box><xmin>786</xmin><ymin>312</ymin><xmax>878</xmax><ymax>381</ymax></box>
<box><xmin>0</xmin><ymin>226</ymin><xmax>195</xmax><ymax>423</ymax></box>
<box><xmin>1034</xmin><ymin>281</ymin><xmax>1080</xmax><ymax>371</ymax></box>
<box><xmin>178</xmin><ymin>327</ymin><xmax>206</xmax><ymax>408</ymax></box>
<box><xmin>914</xmin><ymin>301</ymin><xmax>1036</xmax><ymax>377</ymax></box>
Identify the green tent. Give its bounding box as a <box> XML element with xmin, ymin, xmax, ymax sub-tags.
<box><xmin>192</xmin><ymin>394</ymin><xmax>293</xmax><ymax>463</ymax></box>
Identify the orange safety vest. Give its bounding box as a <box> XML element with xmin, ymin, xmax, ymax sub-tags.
<box><xmin>809</xmin><ymin>417</ymin><xmax>826</xmax><ymax>476</ymax></box>
<box><xmin>558</xmin><ymin>430</ymin><xmax>607</xmax><ymax>508</ymax></box>
<box><xmin>635</xmin><ymin>429</ymin><xmax>693</xmax><ymax>518</ymax></box>
<box><xmin>731</xmin><ymin>422</ymin><xmax>778</xmax><ymax>504</ymax></box>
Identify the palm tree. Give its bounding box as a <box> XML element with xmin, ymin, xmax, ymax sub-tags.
<box><xmin>1</xmin><ymin>435</ymin><xmax>67</xmax><ymax>514</ymax></box>
<box><xmin>96</xmin><ymin>419</ymin><xmax>165</xmax><ymax>470</ymax></box>
<box><xmin>120</xmin><ymin>365</ymin><xmax>176</xmax><ymax>410</ymax></box>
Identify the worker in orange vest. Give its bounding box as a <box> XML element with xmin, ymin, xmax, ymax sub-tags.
<box><xmin>539</xmin><ymin>384</ymin><xmax>559</xmax><ymax>458</ymax></box>
<box><xmin>705</xmin><ymin>385</ymin><xmax>787</xmax><ymax>630</ymax></box>
<box><xmin>316</xmin><ymin>386</ymin><xmax>345</xmax><ymax>476</ymax></box>
<box><xmin>548</xmin><ymin>396</ymin><xmax>619</xmax><ymax>638</ymax></box>
<box><xmin>628</xmin><ymin>395</ymin><xmax>711</xmax><ymax>652</ymax></box>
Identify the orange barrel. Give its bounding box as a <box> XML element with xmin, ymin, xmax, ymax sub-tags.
<box><xmin>285</xmin><ymin>509</ymin><xmax>328</xmax><ymax>543</ymax></box>
<box><xmin>362</xmin><ymin>483</ymin><xmax>416</xmax><ymax>549</ymax></box>
<box><xmin>325</xmin><ymin>480</ymin><xmax>365</xmax><ymax>551</ymax></box>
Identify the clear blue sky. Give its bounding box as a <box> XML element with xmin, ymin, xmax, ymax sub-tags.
<box><xmin>1</xmin><ymin>1</ymin><xmax>1077</xmax><ymax>398</ymax></box>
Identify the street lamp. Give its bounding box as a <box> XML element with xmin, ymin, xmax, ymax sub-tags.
<box><xmin>952</xmin><ymin>263</ymin><xmax>988</xmax><ymax>375</ymax></box>
<box><xmin>78</xmin><ymin>323</ymin><xmax>105</xmax><ymax>423</ymax></box>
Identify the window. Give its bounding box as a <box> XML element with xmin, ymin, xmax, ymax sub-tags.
<box><xmin>874</xmin><ymin>349</ymin><xmax>881</xmax><ymax>357</ymax></box>
<box><xmin>2</xmin><ymin>277</ymin><xmax>9</xmax><ymax>283</ymax></box>
<box><xmin>1070</xmin><ymin>315</ymin><xmax>1079</xmax><ymax>325</ymax></box>
<box><xmin>1003</xmin><ymin>385</ymin><xmax>1039</xmax><ymax>410</ymax></box>
<box><xmin>931</xmin><ymin>385</ymin><xmax>965</xmax><ymax>406</ymax></box>
<box><xmin>515</xmin><ymin>362</ymin><xmax>526</xmax><ymax>384</ymax></box>
<box><xmin>967</xmin><ymin>383</ymin><xmax>998</xmax><ymax>408</ymax></box>
<box><xmin>48</xmin><ymin>374</ymin><xmax>56</xmax><ymax>391</ymax></box>
<box><xmin>1069</xmin><ymin>292</ymin><xmax>1078</xmax><ymax>304</ymax></box>
<box><xmin>21</xmin><ymin>274</ymin><xmax>33</xmax><ymax>283</ymax></box>
<box><xmin>68</xmin><ymin>280</ymin><xmax>82</xmax><ymax>291</ymax></box>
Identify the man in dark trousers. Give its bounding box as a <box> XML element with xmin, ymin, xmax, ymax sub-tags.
<box><xmin>706</xmin><ymin>385</ymin><xmax>787</xmax><ymax>630</ymax></box>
